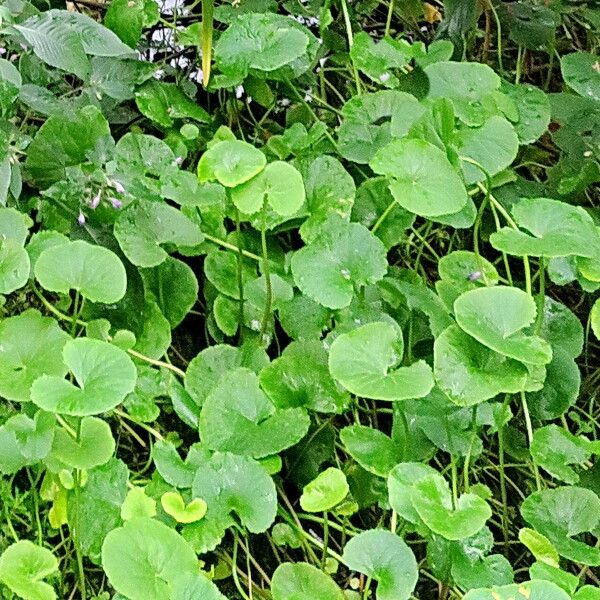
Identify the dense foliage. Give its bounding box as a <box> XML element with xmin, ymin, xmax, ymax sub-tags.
<box><xmin>0</xmin><ymin>0</ymin><xmax>599</xmax><ymax>598</ymax></box>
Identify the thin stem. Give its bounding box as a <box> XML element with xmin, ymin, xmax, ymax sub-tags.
<box><xmin>339</xmin><ymin>0</ymin><xmax>362</xmax><ymax>93</ymax></box>
<box><xmin>259</xmin><ymin>200</ymin><xmax>272</xmax><ymax>344</ymax></box>
<box><xmin>498</xmin><ymin>395</ymin><xmax>510</xmax><ymax>551</ymax></box>
<box><xmin>371</xmin><ymin>198</ymin><xmax>396</xmax><ymax>235</ymax></box>
<box><xmin>203</xmin><ymin>233</ymin><xmax>262</xmax><ymax>262</ymax></box>
<box><xmin>534</xmin><ymin>258</ymin><xmax>546</xmax><ymax>334</ymax></box>
<box><xmin>384</xmin><ymin>0</ymin><xmax>395</xmax><ymax>36</ymax></box>
<box><xmin>126</xmin><ymin>349</ymin><xmax>185</xmax><ymax>378</ymax></box>
<box><xmin>520</xmin><ymin>391</ymin><xmax>542</xmax><ymax>491</ymax></box>
<box><xmin>235</xmin><ymin>209</ymin><xmax>246</xmax><ymax>340</ymax></box>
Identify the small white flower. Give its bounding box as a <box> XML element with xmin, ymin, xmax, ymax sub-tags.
<box><xmin>77</xmin><ymin>212</ymin><xmax>86</xmax><ymax>225</ymax></box>
<box><xmin>235</xmin><ymin>85</ymin><xmax>245</xmax><ymax>99</ymax></box>
<box><xmin>89</xmin><ymin>190</ymin><xmax>101</xmax><ymax>209</ymax></box>
<box><xmin>379</xmin><ymin>72</ymin><xmax>391</xmax><ymax>83</ymax></box>
<box><xmin>112</xmin><ymin>180</ymin><xmax>126</xmax><ymax>194</ymax></box>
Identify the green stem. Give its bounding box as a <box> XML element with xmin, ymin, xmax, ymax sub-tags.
<box><xmin>534</xmin><ymin>258</ymin><xmax>546</xmax><ymax>334</ymax></box>
<box><xmin>339</xmin><ymin>0</ymin><xmax>361</xmax><ymax>93</ymax></box>
<box><xmin>201</xmin><ymin>0</ymin><xmax>214</xmax><ymax>86</ymax></box>
<box><xmin>371</xmin><ymin>199</ymin><xmax>396</xmax><ymax>235</ymax></box>
<box><xmin>235</xmin><ymin>210</ymin><xmax>246</xmax><ymax>341</ymax></box>
<box><xmin>384</xmin><ymin>0</ymin><xmax>395</xmax><ymax>36</ymax></box>
<box><xmin>259</xmin><ymin>200</ymin><xmax>272</xmax><ymax>344</ymax></box>
<box><xmin>498</xmin><ymin>395</ymin><xmax>510</xmax><ymax>550</ymax></box>
<box><xmin>520</xmin><ymin>391</ymin><xmax>542</xmax><ymax>491</ymax></box>
<box><xmin>73</xmin><ymin>421</ymin><xmax>87</xmax><ymax>599</ymax></box>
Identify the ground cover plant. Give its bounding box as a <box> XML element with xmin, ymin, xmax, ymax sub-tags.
<box><xmin>0</xmin><ymin>0</ymin><xmax>599</xmax><ymax>597</ymax></box>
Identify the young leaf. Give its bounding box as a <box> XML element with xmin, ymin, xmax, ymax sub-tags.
<box><xmin>454</xmin><ymin>287</ymin><xmax>552</xmax><ymax>365</ymax></box>
<box><xmin>161</xmin><ymin>491</ymin><xmax>207</xmax><ymax>524</ymax></box>
<box><xmin>102</xmin><ymin>517</ymin><xmax>199</xmax><ymax>600</ymax></box>
<box><xmin>271</xmin><ymin>563</ymin><xmax>344</xmax><ymax>600</ymax></box>
<box><xmin>490</xmin><ymin>198</ymin><xmax>600</xmax><ymax>258</ymax></box>
<box><xmin>521</xmin><ymin>486</ymin><xmax>600</xmax><ymax>565</ymax></box>
<box><xmin>0</xmin><ymin>310</ymin><xmax>70</xmax><ymax>402</ymax></box>
<box><xmin>31</xmin><ymin>338</ymin><xmax>137</xmax><ymax>416</ymax></box>
<box><xmin>291</xmin><ymin>216</ymin><xmax>388</xmax><ymax>309</ymax></box>
<box><xmin>259</xmin><ymin>340</ymin><xmax>349</xmax><ymax>414</ymax></box>
<box><xmin>328</xmin><ymin>322</ymin><xmax>434</xmax><ymax>401</ymax></box>
<box><xmin>114</xmin><ymin>200</ymin><xmax>204</xmax><ymax>267</ymax></box>
<box><xmin>300</xmin><ymin>467</ymin><xmax>349</xmax><ymax>512</ymax></box>
<box><xmin>370</xmin><ymin>138</ymin><xmax>468</xmax><ymax>217</ymax></box>
<box><xmin>231</xmin><ymin>161</ymin><xmax>305</xmax><ymax>216</ymax></box>
<box><xmin>35</xmin><ymin>240</ymin><xmax>127</xmax><ymax>304</ymax></box>
<box><xmin>198</xmin><ymin>140</ymin><xmax>266</xmax><ymax>187</ymax></box>
<box><xmin>0</xmin><ymin>541</ymin><xmax>58</xmax><ymax>600</ymax></box>
<box><xmin>342</xmin><ymin>530</ymin><xmax>418</xmax><ymax>600</ymax></box>
<box><xmin>199</xmin><ymin>367</ymin><xmax>310</xmax><ymax>458</ymax></box>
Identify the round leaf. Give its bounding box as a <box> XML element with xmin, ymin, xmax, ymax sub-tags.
<box><xmin>291</xmin><ymin>216</ymin><xmax>388</xmax><ymax>309</ymax></box>
<box><xmin>454</xmin><ymin>287</ymin><xmax>552</xmax><ymax>364</ymax></box>
<box><xmin>271</xmin><ymin>563</ymin><xmax>344</xmax><ymax>600</ymax></box>
<box><xmin>102</xmin><ymin>517</ymin><xmax>198</xmax><ymax>600</ymax></box>
<box><xmin>0</xmin><ymin>310</ymin><xmax>70</xmax><ymax>402</ymax></box>
<box><xmin>161</xmin><ymin>491</ymin><xmax>207</xmax><ymax>524</ymax></box>
<box><xmin>31</xmin><ymin>338</ymin><xmax>137</xmax><ymax>416</ymax></box>
<box><xmin>489</xmin><ymin>198</ymin><xmax>600</xmax><ymax>259</ymax></box>
<box><xmin>0</xmin><ymin>541</ymin><xmax>58</xmax><ymax>600</ymax></box>
<box><xmin>34</xmin><ymin>240</ymin><xmax>126</xmax><ymax>303</ymax></box>
<box><xmin>340</xmin><ymin>425</ymin><xmax>402</xmax><ymax>477</ymax></box>
<box><xmin>300</xmin><ymin>467</ymin><xmax>349</xmax><ymax>512</ymax></box>
<box><xmin>342</xmin><ymin>530</ymin><xmax>418</xmax><ymax>600</ymax></box>
<box><xmin>200</xmin><ymin>367</ymin><xmax>309</xmax><ymax>458</ymax></box>
<box><xmin>370</xmin><ymin>138</ymin><xmax>468</xmax><ymax>217</ymax></box>
<box><xmin>198</xmin><ymin>140</ymin><xmax>266</xmax><ymax>187</ymax></box>
<box><xmin>231</xmin><ymin>161</ymin><xmax>305</xmax><ymax>216</ymax></box>
<box><xmin>328</xmin><ymin>322</ymin><xmax>434</xmax><ymax>401</ymax></box>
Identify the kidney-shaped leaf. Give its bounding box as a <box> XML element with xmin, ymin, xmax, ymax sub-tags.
<box><xmin>35</xmin><ymin>240</ymin><xmax>126</xmax><ymax>304</ymax></box>
<box><xmin>490</xmin><ymin>198</ymin><xmax>600</xmax><ymax>259</ymax></box>
<box><xmin>291</xmin><ymin>216</ymin><xmax>388</xmax><ymax>309</ymax></box>
<box><xmin>102</xmin><ymin>517</ymin><xmax>198</xmax><ymax>600</ymax></box>
<box><xmin>342</xmin><ymin>530</ymin><xmax>418</xmax><ymax>600</ymax></box>
<box><xmin>0</xmin><ymin>310</ymin><xmax>70</xmax><ymax>402</ymax></box>
<box><xmin>370</xmin><ymin>138</ymin><xmax>468</xmax><ymax>217</ymax></box>
<box><xmin>300</xmin><ymin>467</ymin><xmax>349</xmax><ymax>512</ymax></box>
<box><xmin>31</xmin><ymin>338</ymin><xmax>137</xmax><ymax>416</ymax></box>
<box><xmin>0</xmin><ymin>541</ymin><xmax>58</xmax><ymax>600</ymax></box>
<box><xmin>114</xmin><ymin>200</ymin><xmax>204</xmax><ymax>267</ymax></box>
<box><xmin>329</xmin><ymin>322</ymin><xmax>434</xmax><ymax>401</ymax></box>
<box><xmin>464</xmin><ymin>580</ymin><xmax>570</xmax><ymax>600</ymax></box>
<box><xmin>161</xmin><ymin>491</ymin><xmax>207</xmax><ymax>524</ymax></box>
<box><xmin>340</xmin><ymin>425</ymin><xmax>402</xmax><ymax>477</ymax></box>
<box><xmin>231</xmin><ymin>161</ymin><xmax>305</xmax><ymax>217</ymax></box>
<box><xmin>271</xmin><ymin>562</ymin><xmax>344</xmax><ymax>600</ymax></box>
<box><xmin>454</xmin><ymin>287</ymin><xmax>552</xmax><ymax>365</ymax></box>
<box><xmin>200</xmin><ymin>367</ymin><xmax>309</xmax><ymax>458</ymax></box>
<box><xmin>198</xmin><ymin>140</ymin><xmax>266</xmax><ymax>187</ymax></box>
<box><xmin>521</xmin><ymin>487</ymin><xmax>600</xmax><ymax>566</ymax></box>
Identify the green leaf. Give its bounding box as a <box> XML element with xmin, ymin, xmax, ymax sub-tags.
<box><xmin>340</xmin><ymin>425</ymin><xmax>402</xmax><ymax>477</ymax></box>
<box><xmin>121</xmin><ymin>487</ymin><xmax>157</xmax><ymax>521</ymax></box>
<box><xmin>490</xmin><ymin>198</ymin><xmax>600</xmax><ymax>259</ymax></box>
<box><xmin>69</xmin><ymin>459</ymin><xmax>128</xmax><ymax>560</ymax></box>
<box><xmin>501</xmin><ymin>82</ymin><xmax>551</xmax><ymax>144</ymax></box>
<box><xmin>102</xmin><ymin>517</ymin><xmax>199</xmax><ymax>600</ymax></box>
<box><xmin>454</xmin><ymin>287</ymin><xmax>552</xmax><ymax>365</ymax></box>
<box><xmin>342</xmin><ymin>530</ymin><xmax>418</xmax><ymax>600</ymax></box>
<box><xmin>35</xmin><ymin>240</ymin><xmax>127</xmax><ymax>304</ymax></box>
<box><xmin>114</xmin><ymin>200</ymin><xmax>204</xmax><ymax>267</ymax></box>
<box><xmin>152</xmin><ymin>440</ymin><xmax>209</xmax><ymax>488</ymax></box>
<box><xmin>0</xmin><ymin>208</ymin><xmax>32</xmax><ymax>294</ymax></box>
<box><xmin>425</xmin><ymin>61</ymin><xmax>500</xmax><ymax>125</ymax></box>
<box><xmin>0</xmin><ymin>541</ymin><xmax>58</xmax><ymax>600</ymax></box>
<box><xmin>200</xmin><ymin>367</ymin><xmax>310</xmax><ymax>458</ymax></box>
<box><xmin>161</xmin><ymin>491</ymin><xmax>207</xmax><ymax>523</ymax></box>
<box><xmin>172</xmin><ymin>573</ymin><xmax>227</xmax><ymax>600</ymax></box>
<box><xmin>271</xmin><ymin>563</ymin><xmax>344</xmax><ymax>600</ymax></box>
<box><xmin>24</xmin><ymin>105</ymin><xmax>111</xmax><ymax>188</ymax></box>
<box><xmin>259</xmin><ymin>340</ymin><xmax>349</xmax><ymax>414</ymax></box>
<box><xmin>191</xmin><ymin>452</ymin><xmax>277</xmax><ymax>536</ymax></box>
<box><xmin>463</xmin><ymin>580</ymin><xmax>570</xmax><ymax>600</ymax></box>
<box><xmin>592</xmin><ymin>298</ymin><xmax>600</xmax><ymax>340</ymax></box>
<box><xmin>198</xmin><ymin>140</ymin><xmax>266</xmax><ymax>187</ymax></box>
<box><xmin>370</xmin><ymin>138</ymin><xmax>468</xmax><ymax>217</ymax></box>
<box><xmin>410</xmin><ymin>474</ymin><xmax>492</xmax><ymax>540</ymax></box>
<box><xmin>4</xmin><ymin>411</ymin><xmax>55</xmax><ymax>462</ymax></box>
<box><xmin>135</xmin><ymin>81</ymin><xmax>210</xmax><ymax>127</ymax></box>
<box><xmin>434</xmin><ymin>325</ymin><xmax>530</xmax><ymax>407</ymax></box>
<box><xmin>291</xmin><ymin>216</ymin><xmax>388</xmax><ymax>309</ymax></box>
<box><xmin>0</xmin><ymin>310</ymin><xmax>69</xmax><ymax>402</ymax></box>
<box><xmin>31</xmin><ymin>338</ymin><xmax>137</xmax><ymax>416</ymax></box>
<box><xmin>140</xmin><ymin>257</ymin><xmax>199</xmax><ymax>328</ymax></box>
<box><xmin>300</xmin><ymin>467</ymin><xmax>349</xmax><ymax>512</ymax></box>
<box><xmin>518</xmin><ymin>528</ymin><xmax>560</xmax><ymax>567</ymax></box>
<box><xmin>561</xmin><ymin>52</ymin><xmax>600</xmax><ymax>101</ymax></box>
<box><xmin>455</xmin><ymin>116</ymin><xmax>519</xmax><ymax>184</ymax></box>
<box><xmin>49</xmin><ymin>416</ymin><xmax>115</xmax><ymax>469</ymax></box>
<box><xmin>328</xmin><ymin>322</ymin><xmax>434</xmax><ymax>401</ymax></box>
<box><xmin>521</xmin><ymin>486</ymin><xmax>600</xmax><ymax>565</ymax></box>
<box><xmin>531</xmin><ymin>424</ymin><xmax>599</xmax><ymax>484</ymax></box>
<box><xmin>104</xmin><ymin>0</ymin><xmax>158</xmax><ymax>47</ymax></box>
<box><xmin>185</xmin><ymin>343</ymin><xmax>268</xmax><ymax>406</ymax></box>
<box><xmin>214</xmin><ymin>13</ymin><xmax>309</xmax><ymax>82</ymax></box>
<box><xmin>231</xmin><ymin>161</ymin><xmax>305</xmax><ymax>216</ymax></box>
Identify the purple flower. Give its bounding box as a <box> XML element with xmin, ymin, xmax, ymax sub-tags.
<box><xmin>89</xmin><ymin>190</ymin><xmax>101</xmax><ymax>209</ymax></box>
<box><xmin>111</xmin><ymin>180</ymin><xmax>126</xmax><ymax>194</ymax></box>
<box><xmin>109</xmin><ymin>197</ymin><xmax>123</xmax><ymax>209</ymax></box>
<box><xmin>77</xmin><ymin>211</ymin><xmax>86</xmax><ymax>225</ymax></box>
